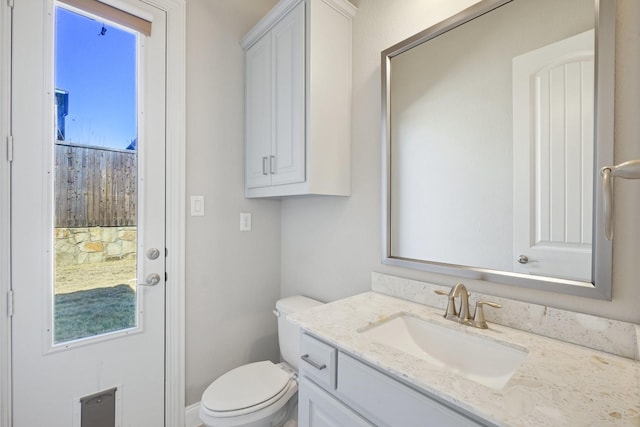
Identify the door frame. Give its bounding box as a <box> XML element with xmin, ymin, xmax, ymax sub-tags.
<box><xmin>0</xmin><ymin>0</ymin><xmax>186</xmax><ymax>425</ymax></box>
<box><xmin>1</xmin><ymin>0</ymin><xmax>12</xmax><ymax>425</ymax></box>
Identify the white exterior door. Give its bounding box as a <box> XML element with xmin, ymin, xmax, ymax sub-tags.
<box><xmin>11</xmin><ymin>0</ymin><xmax>167</xmax><ymax>425</ymax></box>
<box><xmin>513</xmin><ymin>30</ymin><xmax>594</xmax><ymax>282</ymax></box>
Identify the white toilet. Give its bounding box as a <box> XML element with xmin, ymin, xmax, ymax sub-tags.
<box><xmin>199</xmin><ymin>296</ymin><xmax>323</xmax><ymax>427</ymax></box>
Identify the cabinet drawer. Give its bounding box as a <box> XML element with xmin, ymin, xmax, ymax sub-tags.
<box><xmin>337</xmin><ymin>352</ymin><xmax>484</xmax><ymax>427</ymax></box>
<box><xmin>300</xmin><ymin>333</ymin><xmax>337</xmax><ymax>389</ymax></box>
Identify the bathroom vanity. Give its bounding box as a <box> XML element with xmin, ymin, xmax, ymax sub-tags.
<box><xmin>291</xmin><ymin>291</ymin><xmax>640</xmax><ymax>426</ymax></box>
<box><xmin>298</xmin><ymin>332</ymin><xmax>487</xmax><ymax>426</ymax></box>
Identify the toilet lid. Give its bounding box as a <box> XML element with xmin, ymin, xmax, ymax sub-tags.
<box><xmin>202</xmin><ymin>361</ymin><xmax>292</xmax><ymax>413</ymax></box>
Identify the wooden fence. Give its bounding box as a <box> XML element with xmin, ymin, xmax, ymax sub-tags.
<box><xmin>54</xmin><ymin>142</ymin><xmax>137</xmax><ymax>228</ymax></box>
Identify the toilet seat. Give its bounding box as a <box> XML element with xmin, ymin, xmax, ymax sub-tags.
<box><xmin>201</xmin><ymin>361</ymin><xmax>297</xmax><ymax>418</ymax></box>
<box><xmin>200</xmin><ymin>296</ymin><xmax>323</xmax><ymax>427</ymax></box>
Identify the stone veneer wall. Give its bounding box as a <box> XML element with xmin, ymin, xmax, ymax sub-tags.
<box><xmin>54</xmin><ymin>226</ymin><xmax>137</xmax><ymax>266</ymax></box>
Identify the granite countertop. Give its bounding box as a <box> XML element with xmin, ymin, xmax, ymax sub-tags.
<box><xmin>289</xmin><ymin>292</ymin><xmax>640</xmax><ymax>426</ymax></box>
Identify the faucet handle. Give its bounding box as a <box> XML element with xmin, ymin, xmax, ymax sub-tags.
<box><xmin>434</xmin><ymin>290</ymin><xmax>457</xmax><ymax>319</ymax></box>
<box><xmin>472</xmin><ymin>301</ymin><xmax>502</xmax><ymax>329</ymax></box>
<box><xmin>435</xmin><ymin>289</ymin><xmax>470</xmax><ymax>297</ymax></box>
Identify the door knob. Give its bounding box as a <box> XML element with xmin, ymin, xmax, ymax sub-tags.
<box><xmin>146</xmin><ymin>248</ymin><xmax>160</xmax><ymax>260</ymax></box>
<box><xmin>142</xmin><ymin>273</ymin><xmax>161</xmax><ymax>286</ymax></box>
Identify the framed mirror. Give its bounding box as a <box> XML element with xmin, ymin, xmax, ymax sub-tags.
<box><xmin>382</xmin><ymin>0</ymin><xmax>614</xmax><ymax>299</ymax></box>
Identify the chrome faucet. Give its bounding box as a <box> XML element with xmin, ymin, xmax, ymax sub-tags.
<box><xmin>435</xmin><ymin>283</ymin><xmax>501</xmax><ymax>329</ymax></box>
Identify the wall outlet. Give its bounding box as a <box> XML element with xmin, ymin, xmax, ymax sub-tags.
<box><xmin>190</xmin><ymin>196</ymin><xmax>205</xmax><ymax>216</ymax></box>
<box><xmin>240</xmin><ymin>212</ymin><xmax>252</xmax><ymax>231</ymax></box>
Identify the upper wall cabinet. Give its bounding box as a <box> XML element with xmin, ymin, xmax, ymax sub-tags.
<box><xmin>241</xmin><ymin>0</ymin><xmax>357</xmax><ymax>198</ymax></box>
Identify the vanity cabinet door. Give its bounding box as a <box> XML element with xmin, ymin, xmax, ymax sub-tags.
<box><xmin>337</xmin><ymin>352</ymin><xmax>484</xmax><ymax>427</ymax></box>
<box><xmin>298</xmin><ymin>377</ymin><xmax>374</xmax><ymax>427</ymax></box>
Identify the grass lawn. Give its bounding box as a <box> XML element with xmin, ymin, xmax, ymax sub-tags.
<box><xmin>54</xmin><ymin>284</ymin><xmax>136</xmax><ymax>343</ymax></box>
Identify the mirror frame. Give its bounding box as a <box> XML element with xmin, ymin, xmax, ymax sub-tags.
<box><xmin>382</xmin><ymin>0</ymin><xmax>615</xmax><ymax>299</ymax></box>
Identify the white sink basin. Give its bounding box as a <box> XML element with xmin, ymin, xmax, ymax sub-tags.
<box><xmin>358</xmin><ymin>313</ymin><xmax>528</xmax><ymax>389</ymax></box>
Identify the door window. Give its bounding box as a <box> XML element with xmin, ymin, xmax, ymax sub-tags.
<box><xmin>53</xmin><ymin>4</ymin><xmax>139</xmax><ymax>344</ymax></box>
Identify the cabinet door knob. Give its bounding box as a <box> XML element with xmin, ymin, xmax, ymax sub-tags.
<box><xmin>270</xmin><ymin>155</ymin><xmax>276</xmax><ymax>174</ymax></box>
<box><xmin>262</xmin><ymin>157</ymin><xmax>269</xmax><ymax>175</ymax></box>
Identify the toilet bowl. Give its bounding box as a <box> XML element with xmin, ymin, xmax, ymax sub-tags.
<box><xmin>199</xmin><ymin>361</ymin><xmax>298</xmax><ymax>427</ymax></box>
<box><xmin>199</xmin><ymin>296</ymin><xmax>322</xmax><ymax>427</ymax></box>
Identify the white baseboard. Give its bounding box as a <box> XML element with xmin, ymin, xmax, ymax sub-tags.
<box><xmin>185</xmin><ymin>402</ymin><xmax>202</xmax><ymax>427</ymax></box>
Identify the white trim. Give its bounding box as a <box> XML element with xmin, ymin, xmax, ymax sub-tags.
<box><xmin>240</xmin><ymin>0</ymin><xmax>357</xmax><ymax>50</ymax></box>
<box><xmin>0</xmin><ymin>0</ymin><xmax>11</xmax><ymax>426</ymax></box>
<box><xmin>185</xmin><ymin>402</ymin><xmax>202</xmax><ymax>427</ymax></box>
<box><xmin>321</xmin><ymin>0</ymin><xmax>358</xmax><ymax>19</ymax></box>
<box><xmin>40</xmin><ymin>0</ymin><xmax>56</xmax><ymax>362</ymax></box>
<box><xmin>240</xmin><ymin>0</ymin><xmax>301</xmax><ymax>50</ymax></box>
<box><xmin>140</xmin><ymin>0</ymin><xmax>187</xmax><ymax>425</ymax></box>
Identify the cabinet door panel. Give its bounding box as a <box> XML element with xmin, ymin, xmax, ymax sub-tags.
<box><xmin>299</xmin><ymin>377</ymin><xmax>373</xmax><ymax>427</ymax></box>
<box><xmin>245</xmin><ymin>35</ymin><xmax>273</xmax><ymax>189</ymax></box>
<box><xmin>337</xmin><ymin>353</ymin><xmax>483</xmax><ymax>426</ymax></box>
<box><xmin>271</xmin><ymin>1</ymin><xmax>305</xmax><ymax>186</ymax></box>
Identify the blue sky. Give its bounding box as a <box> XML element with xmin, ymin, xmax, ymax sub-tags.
<box><xmin>55</xmin><ymin>6</ymin><xmax>137</xmax><ymax>149</ymax></box>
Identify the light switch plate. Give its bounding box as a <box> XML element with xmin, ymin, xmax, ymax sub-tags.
<box><xmin>240</xmin><ymin>212</ymin><xmax>252</xmax><ymax>231</ymax></box>
<box><xmin>190</xmin><ymin>196</ymin><xmax>205</xmax><ymax>216</ymax></box>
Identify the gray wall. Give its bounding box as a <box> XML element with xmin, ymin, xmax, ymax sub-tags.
<box><xmin>281</xmin><ymin>0</ymin><xmax>640</xmax><ymax>324</ymax></box>
<box><xmin>185</xmin><ymin>0</ymin><xmax>640</xmax><ymax>408</ymax></box>
<box><xmin>186</xmin><ymin>0</ymin><xmax>280</xmax><ymax>406</ymax></box>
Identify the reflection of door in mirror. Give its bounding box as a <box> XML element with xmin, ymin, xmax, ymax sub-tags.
<box><xmin>513</xmin><ymin>30</ymin><xmax>594</xmax><ymax>281</ymax></box>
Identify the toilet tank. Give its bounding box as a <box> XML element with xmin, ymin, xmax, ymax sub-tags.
<box><xmin>275</xmin><ymin>296</ymin><xmax>323</xmax><ymax>370</ymax></box>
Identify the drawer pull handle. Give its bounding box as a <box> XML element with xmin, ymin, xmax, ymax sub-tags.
<box><xmin>301</xmin><ymin>354</ymin><xmax>326</xmax><ymax>371</ymax></box>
